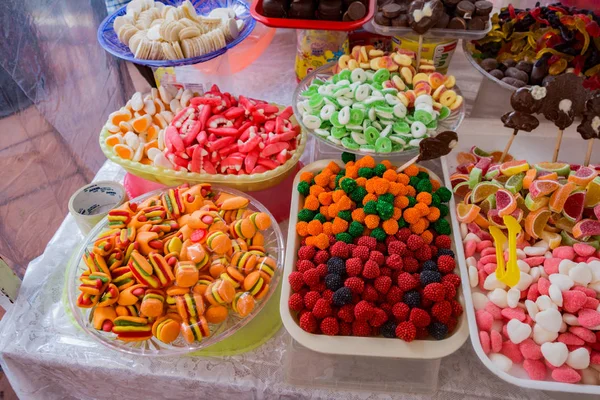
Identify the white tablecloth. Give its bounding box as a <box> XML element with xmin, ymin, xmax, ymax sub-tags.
<box><xmin>0</xmin><ymin>29</ymin><xmax>572</xmax><ymax>400</ymax></box>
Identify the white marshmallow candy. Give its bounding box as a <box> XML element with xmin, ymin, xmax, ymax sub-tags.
<box><xmin>535</xmin><ymin>308</ymin><xmax>563</xmax><ymax>333</ymax></box>
<box><xmin>548</xmin><ymin>284</ymin><xmax>563</xmax><ymax>307</ymax></box>
<box><xmin>588</xmin><ymin>260</ymin><xmax>600</xmax><ymax>283</ymax></box>
<box><xmin>549</xmin><ymin>274</ymin><xmax>574</xmax><ymax>291</ymax></box>
<box><xmin>507</xmin><ymin>288</ymin><xmax>520</xmax><ymax>308</ymax></box>
<box><xmin>590</xmin><ymin>281</ymin><xmax>600</xmax><ymax>293</ymax></box>
<box><xmin>472</xmin><ymin>292</ymin><xmax>489</xmax><ymax>310</ymax></box>
<box><xmin>466</xmin><ymin>257</ymin><xmax>477</xmax><ymax>268</ymax></box>
<box><xmin>507</xmin><ymin>319</ymin><xmax>532</xmax><ymax>344</ymax></box>
<box><xmin>460</xmin><ymin>223</ymin><xmax>468</xmax><ymax>240</ymax></box>
<box><xmin>484</xmin><ymin>274</ymin><xmax>507</xmax><ymax>290</ymax></box>
<box><xmin>530</xmin><ymin>267</ymin><xmax>541</xmax><ymax>282</ymax></box>
<box><xmin>489</xmin><ymin>353</ymin><xmax>513</xmax><ymax>372</ymax></box>
<box><xmin>533</xmin><ymin>324</ymin><xmax>558</xmax><ymax>345</ymax></box>
<box><xmin>541</xmin><ymin>342</ymin><xmax>568</xmax><ymax>367</ymax></box>
<box><xmin>566</xmin><ymin>348</ymin><xmax>590</xmax><ymax>370</ymax></box>
<box><xmin>514</xmin><ymin>272</ymin><xmax>533</xmax><ymax>291</ymax></box>
<box><xmin>517</xmin><ymin>259</ymin><xmax>531</xmax><ymax>273</ymax></box>
<box><xmin>464</xmin><ymin>232</ymin><xmax>481</xmax><ymax>243</ymax></box>
<box><xmin>489</xmin><ymin>288</ymin><xmax>508</xmax><ymax>308</ymax></box>
<box><xmin>525</xmin><ymin>300</ymin><xmax>539</xmax><ymax>320</ymax></box>
<box><xmin>559</xmin><ymin>321</ymin><xmax>567</xmax><ymax>333</ymax></box>
<box><xmin>536</xmin><ymin>295</ymin><xmax>555</xmax><ymax>311</ymax></box>
<box><xmin>524</xmin><ymin>246</ymin><xmax>547</xmax><ymax>257</ymax></box>
<box><xmin>469</xmin><ymin>265</ymin><xmax>478</xmax><ymax>288</ymax></box>
<box><xmin>563</xmin><ymin>313</ymin><xmax>580</xmax><ymax>326</ymax></box>
<box><xmin>569</xmin><ymin>263</ymin><xmax>593</xmax><ymax>286</ymax></box>
<box><xmin>558</xmin><ymin>259</ymin><xmax>576</xmax><ymax>275</ymax></box>
<box><xmin>516</xmin><ymin>249</ymin><xmax>526</xmax><ymax>260</ymax></box>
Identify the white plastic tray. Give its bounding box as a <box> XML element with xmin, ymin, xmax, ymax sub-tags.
<box><xmin>442</xmin><ymin>128</ymin><xmax>600</xmax><ymax>394</ymax></box>
<box><xmin>280</xmin><ymin>159</ymin><xmax>469</xmax><ymax>358</ymax></box>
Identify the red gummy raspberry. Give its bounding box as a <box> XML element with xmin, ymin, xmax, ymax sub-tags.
<box><xmin>303</xmin><ymin>291</ymin><xmax>321</xmax><ymax>310</ymax></box>
<box><xmin>392</xmin><ymin>302</ymin><xmax>410</xmax><ymax>321</ymax></box>
<box><xmin>302</xmin><ymin>269</ymin><xmax>320</xmax><ymax>286</ymax></box>
<box><xmin>450</xmin><ymin>299</ymin><xmax>463</xmax><ymax>316</ymax></box>
<box><xmin>374</xmin><ymin>275</ymin><xmax>392</xmax><ymax>294</ymax></box>
<box><xmin>298</xmin><ymin>245</ymin><xmax>316</xmax><ymax>260</ymax></box>
<box><xmin>369</xmin><ymin>250</ymin><xmax>385</xmax><ymax>266</ymax></box>
<box><xmin>406</xmin><ymin>234</ymin><xmax>424</xmax><ymax>251</ymax></box>
<box><xmin>337</xmin><ymin>304</ymin><xmax>355</xmax><ymax>322</ymax></box>
<box><xmin>369</xmin><ymin>308</ymin><xmax>388</xmax><ymax>327</ymax></box>
<box><xmin>434</xmin><ymin>235</ymin><xmax>451</xmax><ymax>249</ymax></box>
<box><xmin>312</xmin><ymin>298</ymin><xmax>332</xmax><ymax>319</ymax></box>
<box><xmin>375</xmin><ymin>242</ymin><xmax>387</xmax><ymax>254</ymax></box>
<box><xmin>397</xmin><ymin>272</ymin><xmax>419</xmax><ymax>291</ymax></box>
<box><xmin>441</xmin><ymin>273</ymin><xmax>461</xmax><ymax>287</ymax></box>
<box><xmin>340</xmin><ymin>321</ymin><xmax>352</xmax><ymax>336</ymax></box>
<box><xmin>443</xmin><ymin>281</ymin><xmax>457</xmax><ymax>300</ymax></box>
<box><xmin>437</xmin><ymin>255</ymin><xmax>456</xmax><ymax>274</ymax></box>
<box><xmin>316</xmin><ymin>263</ymin><xmax>328</xmax><ymax>277</ymax></box>
<box><xmin>345</xmin><ymin>258</ymin><xmax>363</xmax><ymax>277</ymax></box>
<box><xmin>362</xmin><ymin>260</ymin><xmax>381</xmax><ymax>279</ymax></box>
<box><xmin>423</xmin><ymin>283</ymin><xmax>446</xmax><ymax>302</ymax></box>
<box><xmin>352</xmin><ymin>320</ymin><xmax>372</xmax><ymax>336</ymax></box>
<box><xmin>354</xmin><ymin>300</ymin><xmax>374</xmax><ymax>322</ymax></box>
<box><xmin>330</xmin><ymin>241</ymin><xmax>350</xmax><ymax>259</ymax></box>
<box><xmin>344</xmin><ymin>277</ymin><xmax>365</xmax><ymax>294</ymax></box>
<box><xmin>431</xmin><ymin>300</ymin><xmax>452</xmax><ymax>323</ymax></box>
<box><xmin>414</xmin><ymin>245</ymin><xmax>432</xmax><ymax>261</ymax></box>
<box><xmin>380</xmin><ymin>267</ymin><xmax>392</xmax><ymax>277</ymax></box>
<box><xmin>385</xmin><ymin>254</ymin><xmax>403</xmax><ymax>270</ymax></box>
<box><xmin>395</xmin><ymin>321</ymin><xmax>417</xmax><ymax>342</ymax></box>
<box><xmin>289</xmin><ymin>271</ymin><xmax>305</xmax><ymax>292</ymax></box>
<box><xmin>297</xmin><ymin>260</ymin><xmax>315</xmax><ymax>273</ymax></box>
<box><xmin>362</xmin><ymin>285</ymin><xmax>379</xmax><ymax>302</ymax></box>
<box><xmin>299</xmin><ymin>312</ymin><xmax>317</xmax><ymax>333</ymax></box>
<box><xmin>403</xmin><ymin>257</ymin><xmax>420</xmax><ymax>273</ymax></box>
<box><xmin>288</xmin><ymin>293</ymin><xmax>304</xmax><ymax>311</ymax></box>
<box><xmin>314</xmin><ymin>250</ymin><xmax>330</xmax><ymax>265</ymax></box>
<box><xmin>328</xmin><ymin>235</ymin><xmax>336</xmax><ymax>245</ymax></box>
<box><xmin>310</xmin><ymin>281</ymin><xmax>326</xmax><ymax>293</ymax></box>
<box><xmin>385</xmin><ymin>236</ymin><xmax>398</xmax><ymax>246</ymax></box>
<box><xmin>322</xmin><ymin>289</ymin><xmax>334</xmax><ymax>304</ymax></box>
<box><xmin>386</xmin><ymin>286</ymin><xmax>403</xmax><ymax>304</ymax></box>
<box><xmin>352</xmin><ymin>245</ymin><xmax>371</xmax><ymax>261</ymax></box>
<box><xmin>416</xmin><ymin>326</ymin><xmax>429</xmax><ymax>339</ymax></box>
<box><xmin>388</xmin><ymin>241</ymin><xmax>407</xmax><ymax>256</ymax></box>
<box><xmin>396</xmin><ymin>228</ymin><xmax>412</xmax><ymax>243</ymax></box>
<box><xmin>320</xmin><ymin>317</ymin><xmax>340</xmax><ymax>335</ymax></box>
<box><xmin>357</xmin><ymin>236</ymin><xmax>377</xmax><ymax>250</ymax></box>
<box><xmin>380</xmin><ymin>302</ymin><xmax>393</xmax><ymax>319</ymax></box>
<box><xmin>447</xmin><ymin>316</ymin><xmax>458</xmax><ymax>333</ymax></box>
<box><xmin>409</xmin><ymin>308</ymin><xmax>431</xmax><ymax>328</ymax></box>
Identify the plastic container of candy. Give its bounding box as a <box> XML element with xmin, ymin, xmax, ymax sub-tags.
<box><xmin>66</xmin><ymin>184</ymin><xmax>284</xmax><ymax>356</ymax></box>
<box><xmin>442</xmin><ymin>129</ymin><xmax>600</xmax><ymax>394</ymax></box>
<box><xmin>97</xmin><ymin>0</ymin><xmax>256</xmax><ymax>68</ymax></box>
<box><xmin>292</xmin><ymin>62</ymin><xmax>465</xmax><ymax>159</ymax></box>
<box><xmin>250</xmin><ymin>0</ymin><xmax>375</xmax><ymax>31</ymax></box>
<box><xmin>99</xmin><ymin>108</ymin><xmax>307</xmax><ymax>192</ymax></box>
<box><xmin>280</xmin><ymin>159</ymin><xmax>469</xmax><ymax>358</ymax></box>
<box><xmin>462</xmin><ymin>40</ymin><xmax>520</xmax><ymax>92</ymax></box>
<box><xmin>371</xmin><ymin>18</ymin><xmax>491</xmax><ymax>40</ymax></box>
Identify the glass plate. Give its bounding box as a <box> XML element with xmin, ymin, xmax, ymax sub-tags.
<box><xmin>67</xmin><ymin>184</ymin><xmax>284</xmax><ymax>356</ymax></box>
<box><xmin>292</xmin><ymin>62</ymin><xmax>465</xmax><ymax>159</ymax></box>
<box><xmin>462</xmin><ymin>40</ymin><xmax>521</xmax><ymax>92</ymax></box>
<box><xmin>97</xmin><ymin>0</ymin><xmax>256</xmax><ymax>67</ymax></box>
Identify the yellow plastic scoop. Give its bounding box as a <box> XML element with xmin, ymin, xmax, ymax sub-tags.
<box><xmin>489</xmin><ymin>215</ymin><xmax>522</xmax><ymax>287</ymax></box>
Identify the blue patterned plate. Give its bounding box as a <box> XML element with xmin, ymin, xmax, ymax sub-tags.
<box><xmin>98</xmin><ymin>0</ymin><xmax>256</xmax><ymax>67</ymax></box>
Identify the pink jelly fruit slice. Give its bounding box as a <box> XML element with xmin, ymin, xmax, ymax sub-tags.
<box><xmin>573</xmin><ymin>219</ymin><xmax>600</xmax><ymax>239</ymax></box>
<box><xmin>562</xmin><ymin>190</ymin><xmax>586</xmax><ymax>222</ymax></box>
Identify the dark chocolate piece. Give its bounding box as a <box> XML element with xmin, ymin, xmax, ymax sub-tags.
<box><xmin>382</xmin><ymin>3</ymin><xmax>402</xmax><ymax>18</ymax></box>
<box><xmin>317</xmin><ymin>0</ymin><xmax>343</xmax><ymax>20</ymax></box>
<box><xmin>289</xmin><ymin>0</ymin><xmax>315</xmax><ymax>18</ymax></box>
<box><xmin>348</xmin><ymin>1</ymin><xmax>367</xmax><ymax>20</ymax></box>
<box><xmin>417</xmin><ymin>131</ymin><xmax>459</xmax><ymax>161</ymax></box>
<box><xmin>505</xmin><ymin>67</ymin><xmax>529</xmax><ymax>84</ymax></box>
<box><xmin>468</xmin><ymin>16</ymin><xmax>486</xmax><ymax>30</ymax></box>
<box><xmin>392</xmin><ymin>14</ymin><xmax>409</xmax><ymax>26</ymax></box>
<box><xmin>515</xmin><ymin>61</ymin><xmax>533</xmax><ymax>75</ymax></box>
<box><xmin>456</xmin><ymin>0</ymin><xmax>474</xmax><ymax>19</ymax></box>
<box><xmin>480</xmin><ymin>58</ymin><xmax>498</xmax><ymax>72</ymax></box>
<box><xmin>434</xmin><ymin>12</ymin><xmax>450</xmax><ymax>28</ymax></box>
<box><xmin>375</xmin><ymin>11</ymin><xmax>392</xmax><ymax>25</ymax></box>
<box><xmin>474</xmin><ymin>0</ymin><xmax>492</xmax><ymax>16</ymax></box>
<box><xmin>501</xmin><ymin>111</ymin><xmax>539</xmax><ymax>132</ymax></box>
<box><xmin>501</xmin><ymin>59</ymin><xmax>516</xmax><ymax>70</ymax></box>
<box><xmin>501</xmin><ymin>77</ymin><xmax>526</xmax><ymax>88</ymax></box>
<box><xmin>542</xmin><ymin>73</ymin><xmax>588</xmax><ymax>130</ymax></box>
<box><xmin>577</xmin><ymin>93</ymin><xmax>600</xmax><ymax>140</ymax></box>
<box><xmin>443</xmin><ymin>0</ymin><xmax>461</xmax><ymax>6</ymax></box>
<box><xmin>511</xmin><ymin>86</ymin><xmax>544</xmax><ymax>114</ymax></box>
<box><xmin>262</xmin><ymin>0</ymin><xmax>288</xmax><ymax>18</ymax></box>
<box><xmin>447</xmin><ymin>16</ymin><xmax>466</xmax><ymax>29</ymax></box>
<box><xmin>408</xmin><ymin>0</ymin><xmax>444</xmax><ymax>34</ymax></box>
<box><xmin>489</xmin><ymin>69</ymin><xmax>504</xmax><ymax>80</ymax></box>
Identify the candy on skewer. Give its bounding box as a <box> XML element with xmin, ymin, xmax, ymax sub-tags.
<box><xmin>577</xmin><ymin>92</ymin><xmax>600</xmax><ymax>167</ymax></box>
<box><xmin>396</xmin><ymin>130</ymin><xmax>458</xmax><ymax>172</ymax></box>
<box><xmin>541</xmin><ymin>74</ymin><xmax>588</xmax><ymax>162</ymax></box>
<box><xmin>408</xmin><ymin>0</ymin><xmax>444</xmax><ymax>70</ymax></box>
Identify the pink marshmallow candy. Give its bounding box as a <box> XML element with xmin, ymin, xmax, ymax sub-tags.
<box><xmin>551</xmin><ymin>365</ymin><xmax>581</xmax><ymax>383</ymax></box>
<box><xmin>573</xmin><ymin>243</ymin><xmax>596</xmax><ymax>257</ymax></box>
<box><xmin>480</xmin><ymin>331</ymin><xmax>491</xmax><ymax>354</ymax></box>
<box><xmin>476</xmin><ymin>310</ymin><xmax>494</xmax><ymax>331</ymax></box>
<box><xmin>543</xmin><ymin>258</ymin><xmax>561</xmax><ymax>275</ymax></box>
<box><xmin>523</xmin><ymin>359</ymin><xmax>546</xmax><ymax>380</ymax></box>
<box><xmin>519</xmin><ymin>338</ymin><xmax>542</xmax><ymax>360</ymax></box>
<box><xmin>552</xmin><ymin>246</ymin><xmax>575</xmax><ymax>260</ymax></box>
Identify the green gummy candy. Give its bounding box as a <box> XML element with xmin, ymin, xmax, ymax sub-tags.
<box><xmin>339</xmin><ymin>70</ymin><xmax>351</xmax><ymax>81</ymax></box>
<box><xmin>330</xmin><ymin>112</ymin><xmax>344</xmax><ymax>128</ymax></box>
<box><xmin>341</xmin><ymin>137</ymin><xmax>360</xmax><ymax>150</ymax></box>
<box><xmin>331</xmin><ymin>127</ymin><xmax>348</xmax><ymax>139</ymax></box>
<box><xmin>414</xmin><ymin>109</ymin><xmax>434</xmax><ymax>125</ymax></box>
<box><xmin>392</xmin><ymin>121</ymin><xmax>410</xmax><ymax>134</ymax></box>
<box><xmin>364</xmin><ymin>126</ymin><xmax>379</xmax><ymax>145</ymax></box>
<box><xmin>375</xmin><ymin>137</ymin><xmax>392</xmax><ymax>153</ymax></box>
<box><xmin>360</xmin><ymin>145</ymin><xmax>376</xmax><ymax>153</ymax></box>
<box><xmin>350</xmin><ymin>109</ymin><xmax>365</xmax><ymax>125</ymax></box>
<box><xmin>308</xmin><ymin>94</ymin><xmax>324</xmax><ymax>108</ymax></box>
<box><xmin>332</xmin><ymin>74</ymin><xmax>340</xmax><ymax>84</ymax></box>
<box><xmin>404</xmin><ymin>114</ymin><xmax>415</xmax><ymax>124</ymax></box>
<box><xmin>439</xmin><ymin>106</ymin><xmax>451</xmax><ymax>120</ymax></box>
<box><xmin>312</xmin><ymin>78</ymin><xmax>325</xmax><ymax>86</ymax></box>
<box><xmin>426</xmin><ymin>119</ymin><xmax>438</xmax><ymax>129</ymax></box>
<box><xmin>373</xmin><ymin>69</ymin><xmax>390</xmax><ymax>83</ymax></box>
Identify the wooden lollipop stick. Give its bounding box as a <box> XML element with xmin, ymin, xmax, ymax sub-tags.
<box><xmin>585</xmin><ymin>139</ymin><xmax>595</xmax><ymax>167</ymax></box>
<box><xmin>552</xmin><ymin>129</ymin><xmax>564</xmax><ymax>163</ymax></box>
<box><xmin>396</xmin><ymin>155</ymin><xmax>419</xmax><ymax>173</ymax></box>
<box><xmin>500</xmin><ymin>129</ymin><xmax>518</xmax><ymax>163</ymax></box>
<box><xmin>416</xmin><ymin>35</ymin><xmax>423</xmax><ymax>71</ymax></box>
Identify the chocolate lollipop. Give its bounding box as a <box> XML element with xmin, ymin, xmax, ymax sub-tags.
<box><xmin>541</xmin><ymin>73</ymin><xmax>588</xmax><ymax>162</ymax></box>
<box><xmin>408</xmin><ymin>0</ymin><xmax>444</xmax><ymax>69</ymax></box>
<box><xmin>577</xmin><ymin>92</ymin><xmax>600</xmax><ymax>166</ymax></box>
<box><xmin>498</xmin><ymin>86</ymin><xmax>543</xmax><ymax>162</ymax></box>
<box><xmin>396</xmin><ymin>131</ymin><xmax>458</xmax><ymax>172</ymax></box>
